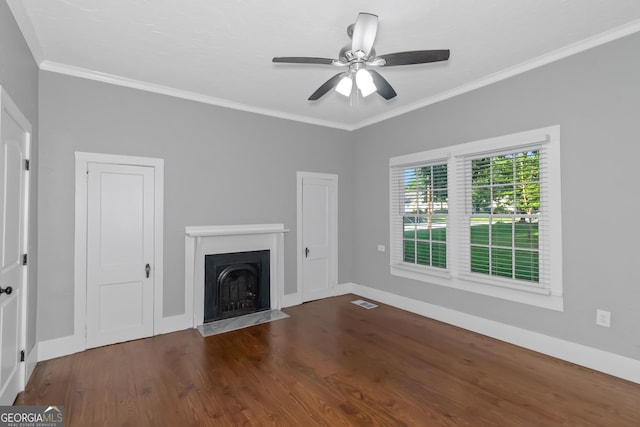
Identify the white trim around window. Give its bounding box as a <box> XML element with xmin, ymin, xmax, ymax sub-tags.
<box><xmin>390</xmin><ymin>126</ymin><xmax>563</xmax><ymax>311</ymax></box>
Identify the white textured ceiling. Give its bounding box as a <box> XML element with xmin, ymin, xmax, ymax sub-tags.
<box><xmin>7</xmin><ymin>0</ymin><xmax>640</xmax><ymax>130</ymax></box>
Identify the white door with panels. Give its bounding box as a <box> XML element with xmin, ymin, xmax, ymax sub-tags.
<box><xmin>298</xmin><ymin>173</ymin><xmax>338</xmax><ymax>303</ymax></box>
<box><xmin>86</xmin><ymin>163</ymin><xmax>155</xmax><ymax>349</ymax></box>
<box><xmin>0</xmin><ymin>89</ymin><xmax>30</xmax><ymax>405</ymax></box>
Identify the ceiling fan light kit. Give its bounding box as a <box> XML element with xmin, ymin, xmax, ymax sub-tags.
<box><xmin>273</xmin><ymin>12</ymin><xmax>450</xmax><ymax>102</ymax></box>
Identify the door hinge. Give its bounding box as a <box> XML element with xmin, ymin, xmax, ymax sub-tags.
<box><xmin>20</xmin><ymin>350</ymin><xmax>25</xmax><ymax>362</ymax></box>
<box><xmin>25</xmin><ymin>159</ymin><xmax>30</xmax><ymax>171</ymax></box>
<box><xmin>22</xmin><ymin>254</ymin><xmax>28</xmax><ymax>265</ymax></box>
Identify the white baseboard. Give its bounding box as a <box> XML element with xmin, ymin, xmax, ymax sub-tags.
<box><xmin>156</xmin><ymin>314</ymin><xmax>191</xmax><ymax>335</ymax></box>
<box><xmin>38</xmin><ymin>335</ymin><xmax>84</xmax><ymax>362</ymax></box>
<box><xmin>349</xmin><ymin>283</ymin><xmax>640</xmax><ymax>384</ymax></box>
<box><xmin>38</xmin><ymin>314</ymin><xmax>193</xmax><ymax>362</ymax></box>
<box><xmin>25</xmin><ymin>344</ymin><xmax>38</xmax><ymax>385</ymax></box>
<box><xmin>336</xmin><ymin>282</ymin><xmax>354</xmax><ymax>295</ymax></box>
<box><xmin>282</xmin><ymin>284</ymin><xmax>353</xmax><ymax>308</ymax></box>
<box><xmin>282</xmin><ymin>292</ymin><xmax>302</xmax><ymax>308</ymax></box>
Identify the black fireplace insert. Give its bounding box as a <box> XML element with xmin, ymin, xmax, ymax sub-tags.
<box><xmin>204</xmin><ymin>250</ymin><xmax>270</xmax><ymax>323</ymax></box>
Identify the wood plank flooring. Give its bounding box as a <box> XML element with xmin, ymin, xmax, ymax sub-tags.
<box><xmin>16</xmin><ymin>295</ymin><xmax>640</xmax><ymax>426</ymax></box>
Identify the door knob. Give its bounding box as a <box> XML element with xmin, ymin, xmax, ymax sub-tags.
<box><xmin>305</xmin><ymin>247</ymin><xmax>310</xmax><ymax>258</ymax></box>
<box><xmin>0</xmin><ymin>286</ymin><xmax>12</xmax><ymax>295</ymax></box>
<box><xmin>145</xmin><ymin>264</ymin><xmax>151</xmax><ymax>278</ymax></box>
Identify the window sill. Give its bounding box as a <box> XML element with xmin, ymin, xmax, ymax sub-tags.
<box><xmin>390</xmin><ymin>264</ymin><xmax>563</xmax><ymax>311</ymax></box>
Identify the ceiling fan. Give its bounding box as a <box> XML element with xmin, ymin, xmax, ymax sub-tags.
<box><xmin>273</xmin><ymin>12</ymin><xmax>450</xmax><ymax>101</ymax></box>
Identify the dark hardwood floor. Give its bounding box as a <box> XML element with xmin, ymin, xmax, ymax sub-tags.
<box><xmin>17</xmin><ymin>294</ymin><xmax>640</xmax><ymax>426</ymax></box>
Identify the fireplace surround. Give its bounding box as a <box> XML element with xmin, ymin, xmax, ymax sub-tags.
<box><xmin>185</xmin><ymin>224</ymin><xmax>288</xmax><ymax>328</ymax></box>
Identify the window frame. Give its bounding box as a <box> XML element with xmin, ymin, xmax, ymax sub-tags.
<box><xmin>389</xmin><ymin>126</ymin><xmax>563</xmax><ymax>311</ymax></box>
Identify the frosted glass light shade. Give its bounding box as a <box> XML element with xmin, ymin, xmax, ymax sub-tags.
<box><xmin>335</xmin><ymin>76</ymin><xmax>353</xmax><ymax>96</ymax></box>
<box><xmin>356</xmin><ymin>69</ymin><xmax>376</xmax><ymax>97</ymax></box>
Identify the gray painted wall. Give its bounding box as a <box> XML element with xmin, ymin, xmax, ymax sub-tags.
<box><xmin>31</xmin><ymin>14</ymin><xmax>640</xmax><ymax>361</ymax></box>
<box><xmin>0</xmin><ymin>2</ymin><xmax>39</xmax><ymax>355</ymax></box>
<box><xmin>38</xmin><ymin>71</ymin><xmax>354</xmax><ymax>341</ymax></box>
<box><xmin>352</xmin><ymin>31</ymin><xmax>640</xmax><ymax>360</ymax></box>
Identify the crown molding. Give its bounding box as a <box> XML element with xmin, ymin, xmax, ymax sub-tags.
<box><xmin>12</xmin><ymin>6</ymin><xmax>640</xmax><ymax>132</ymax></box>
<box><xmin>351</xmin><ymin>18</ymin><xmax>640</xmax><ymax>130</ymax></box>
<box><xmin>39</xmin><ymin>61</ymin><xmax>354</xmax><ymax>131</ymax></box>
<box><xmin>6</xmin><ymin>0</ymin><xmax>44</xmax><ymax>65</ymax></box>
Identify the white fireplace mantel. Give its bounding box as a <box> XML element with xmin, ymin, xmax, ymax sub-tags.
<box><xmin>185</xmin><ymin>224</ymin><xmax>289</xmax><ymax>328</ymax></box>
<box><xmin>186</xmin><ymin>223</ymin><xmax>289</xmax><ymax>237</ymax></box>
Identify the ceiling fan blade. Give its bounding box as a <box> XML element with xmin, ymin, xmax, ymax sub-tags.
<box><xmin>369</xmin><ymin>70</ymin><xmax>397</xmax><ymax>100</ymax></box>
<box><xmin>351</xmin><ymin>13</ymin><xmax>378</xmax><ymax>57</ymax></box>
<box><xmin>308</xmin><ymin>73</ymin><xmax>345</xmax><ymax>100</ymax></box>
<box><xmin>272</xmin><ymin>57</ymin><xmax>335</xmax><ymax>65</ymax></box>
<box><xmin>379</xmin><ymin>50</ymin><xmax>450</xmax><ymax>66</ymax></box>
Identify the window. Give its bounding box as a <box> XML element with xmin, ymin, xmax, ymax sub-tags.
<box><xmin>467</xmin><ymin>150</ymin><xmax>540</xmax><ymax>282</ymax></box>
<box><xmin>390</xmin><ymin>126</ymin><xmax>563</xmax><ymax>311</ymax></box>
<box><xmin>401</xmin><ymin>164</ymin><xmax>448</xmax><ymax>269</ymax></box>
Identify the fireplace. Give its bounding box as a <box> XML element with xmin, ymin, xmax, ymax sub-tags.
<box><xmin>204</xmin><ymin>250</ymin><xmax>270</xmax><ymax>322</ymax></box>
<box><xmin>185</xmin><ymin>224</ymin><xmax>288</xmax><ymax>328</ymax></box>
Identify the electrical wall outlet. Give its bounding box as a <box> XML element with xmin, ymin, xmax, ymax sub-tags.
<box><xmin>377</xmin><ymin>244</ymin><xmax>385</xmax><ymax>252</ymax></box>
<box><xmin>596</xmin><ymin>309</ymin><xmax>611</xmax><ymax>328</ymax></box>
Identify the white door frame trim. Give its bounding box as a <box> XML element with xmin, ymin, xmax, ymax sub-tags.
<box><xmin>295</xmin><ymin>171</ymin><xmax>338</xmax><ymax>305</ymax></box>
<box><xmin>0</xmin><ymin>86</ymin><xmax>32</xmax><ymax>395</ymax></box>
<box><xmin>74</xmin><ymin>152</ymin><xmax>164</xmax><ymax>352</ymax></box>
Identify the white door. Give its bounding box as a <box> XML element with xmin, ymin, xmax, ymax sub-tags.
<box><xmin>0</xmin><ymin>91</ymin><xmax>29</xmax><ymax>405</ymax></box>
<box><xmin>86</xmin><ymin>163</ymin><xmax>155</xmax><ymax>349</ymax></box>
<box><xmin>299</xmin><ymin>173</ymin><xmax>338</xmax><ymax>302</ymax></box>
